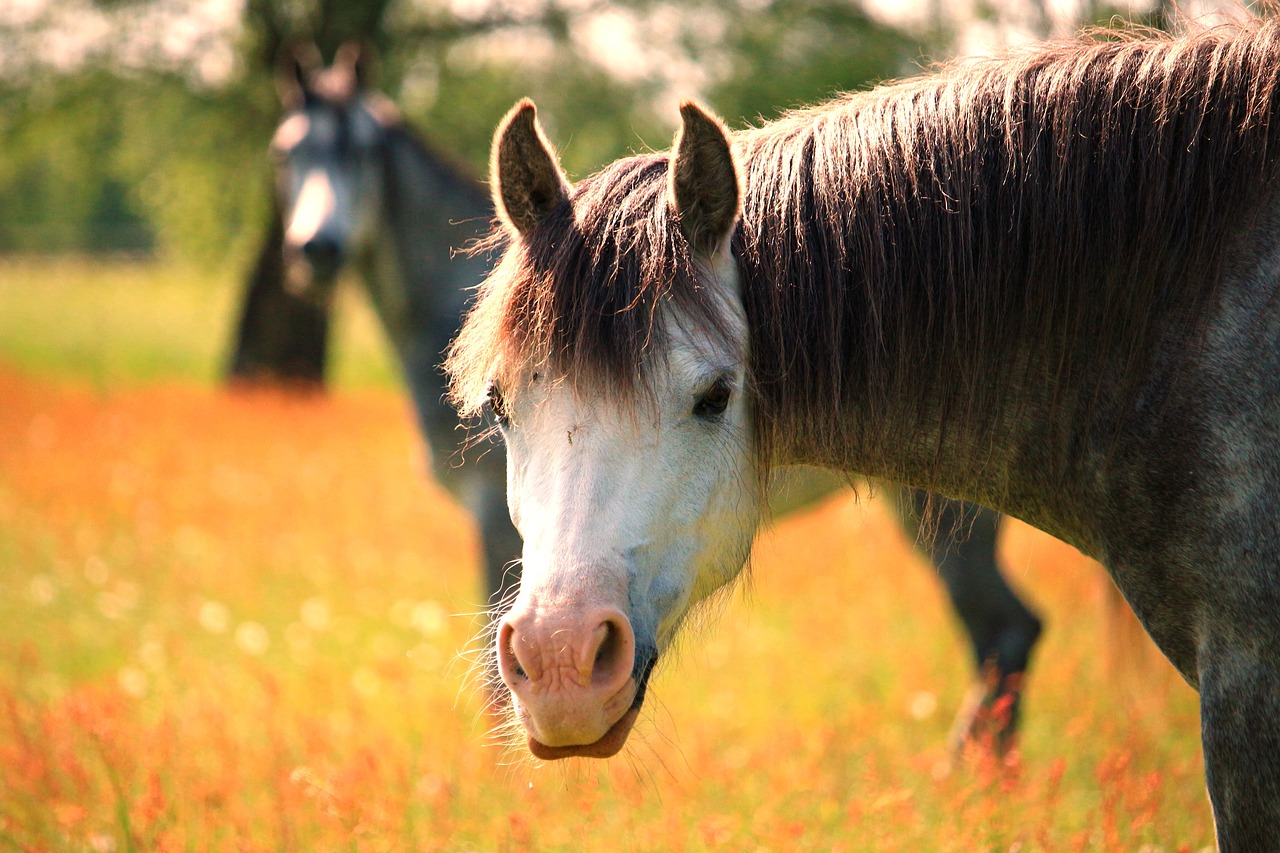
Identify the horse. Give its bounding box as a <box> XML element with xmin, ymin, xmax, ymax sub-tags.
<box><xmin>447</xmin><ymin>19</ymin><xmax>1280</xmax><ymax>849</ymax></box>
<box><xmin>263</xmin><ymin>46</ymin><xmax>1043</xmax><ymax>746</ymax></box>
<box><xmin>264</xmin><ymin>44</ymin><xmax>522</xmax><ymax>605</ymax></box>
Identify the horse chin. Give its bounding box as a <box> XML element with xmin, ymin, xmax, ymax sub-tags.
<box><xmin>526</xmin><ymin>705</ymin><xmax>641</xmax><ymax>760</ymax></box>
<box><xmin>284</xmin><ymin>262</ymin><xmax>339</xmax><ymax>307</ymax></box>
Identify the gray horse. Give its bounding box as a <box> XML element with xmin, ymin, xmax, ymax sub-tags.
<box><xmin>261</xmin><ymin>45</ymin><xmax>1041</xmax><ymax>750</ymax></box>
<box><xmin>450</xmin><ymin>19</ymin><xmax>1280</xmax><ymax>847</ymax></box>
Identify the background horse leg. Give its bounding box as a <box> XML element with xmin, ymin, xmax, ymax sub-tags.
<box><xmin>458</xmin><ymin>464</ymin><xmax>523</xmax><ymax>718</ymax></box>
<box><xmin>465</xmin><ymin>472</ymin><xmax>523</xmax><ymax>612</ymax></box>
<box><xmin>409</xmin><ymin>362</ymin><xmax>523</xmax><ymax>616</ymax></box>
<box><xmin>891</xmin><ymin>487</ymin><xmax>1043</xmax><ymax>754</ymax></box>
<box><xmin>418</xmin><ymin>407</ymin><xmax>522</xmax><ymax>715</ymax></box>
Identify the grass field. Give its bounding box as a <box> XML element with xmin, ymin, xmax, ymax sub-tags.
<box><xmin>0</xmin><ymin>259</ymin><xmax>1214</xmax><ymax>850</ymax></box>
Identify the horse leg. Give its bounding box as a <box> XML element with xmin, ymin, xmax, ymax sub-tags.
<box><xmin>420</xmin><ymin>427</ymin><xmax>522</xmax><ymax>719</ymax></box>
<box><xmin>1105</xmin><ymin>534</ymin><xmax>1280</xmax><ymax>848</ymax></box>
<box><xmin>1198</xmin><ymin>632</ymin><xmax>1280</xmax><ymax>850</ymax></box>
<box><xmin>892</xmin><ymin>487</ymin><xmax>1044</xmax><ymax>754</ymax></box>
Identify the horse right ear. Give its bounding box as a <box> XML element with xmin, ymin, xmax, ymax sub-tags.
<box><xmin>276</xmin><ymin>43</ymin><xmax>321</xmax><ymax>110</ymax></box>
<box><xmin>334</xmin><ymin>41</ymin><xmax>377</xmax><ymax>90</ymax></box>
<box><xmin>491</xmin><ymin>99</ymin><xmax>571</xmax><ymax>237</ymax></box>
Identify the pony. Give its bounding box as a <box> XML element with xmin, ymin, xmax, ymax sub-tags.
<box><xmin>448</xmin><ymin>19</ymin><xmax>1280</xmax><ymax>849</ymax></box>
<box><xmin>262</xmin><ymin>45</ymin><xmax>1042</xmax><ymax>746</ymax></box>
<box><xmin>263</xmin><ymin>44</ymin><xmax>522</xmax><ymax>604</ymax></box>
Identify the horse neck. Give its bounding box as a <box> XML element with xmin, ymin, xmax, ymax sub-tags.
<box><xmin>730</xmin><ymin>30</ymin><xmax>1280</xmax><ymax>553</ymax></box>
<box><xmin>730</xmin><ymin>141</ymin><xmax>1146</xmax><ymax>556</ymax></box>
<box><xmin>355</xmin><ymin>128</ymin><xmax>497</xmax><ymax>440</ymax></box>
<box><xmin>785</xmin><ymin>340</ymin><xmax>1108</xmax><ymax>552</ymax></box>
<box><xmin>362</xmin><ymin>127</ymin><xmax>492</xmax><ymax>357</ymax></box>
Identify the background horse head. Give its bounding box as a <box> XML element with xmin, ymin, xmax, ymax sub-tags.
<box><xmin>270</xmin><ymin>43</ymin><xmax>394</xmax><ymax>304</ymax></box>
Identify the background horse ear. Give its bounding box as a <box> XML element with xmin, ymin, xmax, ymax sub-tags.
<box><xmin>334</xmin><ymin>41</ymin><xmax>378</xmax><ymax>91</ymax></box>
<box><xmin>276</xmin><ymin>42</ymin><xmax>322</xmax><ymax>111</ymax></box>
<box><xmin>490</xmin><ymin>99</ymin><xmax>571</xmax><ymax>237</ymax></box>
<box><xmin>668</xmin><ymin>101</ymin><xmax>741</xmax><ymax>257</ymax></box>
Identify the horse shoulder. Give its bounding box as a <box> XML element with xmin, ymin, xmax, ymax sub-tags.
<box><xmin>1095</xmin><ymin>191</ymin><xmax>1280</xmax><ymax>681</ymax></box>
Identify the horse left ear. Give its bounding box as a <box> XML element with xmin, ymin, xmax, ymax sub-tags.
<box><xmin>668</xmin><ymin>101</ymin><xmax>741</xmax><ymax>257</ymax></box>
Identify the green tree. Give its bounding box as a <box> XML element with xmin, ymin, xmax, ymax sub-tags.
<box><xmin>0</xmin><ymin>1</ymin><xmax>924</xmax><ymax>379</ymax></box>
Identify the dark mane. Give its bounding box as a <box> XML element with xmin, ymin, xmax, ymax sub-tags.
<box><xmin>450</xmin><ymin>20</ymin><xmax>1280</xmax><ymax>485</ymax></box>
<box><xmin>449</xmin><ymin>154</ymin><xmax>728</xmax><ymax>408</ymax></box>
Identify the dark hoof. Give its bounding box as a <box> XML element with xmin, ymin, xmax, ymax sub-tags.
<box><xmin>949</xmin><ymin>669</ymin><xmax>1026</xmax><ymax>756</ymax></box>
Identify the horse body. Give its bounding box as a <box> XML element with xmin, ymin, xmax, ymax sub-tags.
<box><xmin>269</xmin><ymin>48</ymin><xmax>521</xmax><ymax>603</ymax></box>
<box><xmin>449</xmin><ymin>21</ymin><xmax>1280</xmax><ymax>847</ymax></box>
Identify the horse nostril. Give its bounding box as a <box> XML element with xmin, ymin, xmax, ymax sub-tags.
<box><xmin>497</xmin><ymin>620</ymin><xmax>530</xmax><ymax>683</ymax></box>
<box><xmin>302</xmin><ymin>236</ymin><xmax>343</xmax><ymax>272</ymax></box>
<box><xmin>496</xmin><ymin>608</ymin><xmax>636</xmax><ymax>694</ymax></box>
<box><xmin>588</xmin><ymin>612</ymin><xmax>634</xmax><ymax>689</ymax></box>
<box><xmin>591</xmin><ymin>618</ymin><xmax>625</xmax><ymax>684</ymax></box>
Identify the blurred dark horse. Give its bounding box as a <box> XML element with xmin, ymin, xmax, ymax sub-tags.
<box><xmin>254</xmin><ymin>45</ymin><xmax>1041</xmax><ymax>750</ymax></box>
<box><xmin>255</xmin><ymin>44</ymin><xmax>521</xmax><ymax>606</ymax></box>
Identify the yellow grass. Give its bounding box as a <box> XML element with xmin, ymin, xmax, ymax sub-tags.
<box><xmin>0</xmin><ymin>261</ymin><xmax>1213</xmax><ymax>850</ymax></box>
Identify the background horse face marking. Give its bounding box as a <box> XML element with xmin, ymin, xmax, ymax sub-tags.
<box><xmin>272</xmin><ymin>96</ymin><xmax>385</xmax><ymax>301</ymax></box>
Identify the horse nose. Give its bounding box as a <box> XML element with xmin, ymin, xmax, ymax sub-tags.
<box><xmin>497</xmin><ymin>605</ymin><xmax>637</xmax><ymax>748</ymax></box>
<box><xmin>302</xmin><ymin>236</ymin><xmax>343</xmax><ymax>277</ymax></box>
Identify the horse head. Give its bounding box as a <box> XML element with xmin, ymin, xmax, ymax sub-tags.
<box><xmin>270</xmin><ymin>42</ymin><xmax>397</xmax><ymax>303</ymax></box>
<box><xmin>448</xmin><ymin>101</ymin><xmax>765</xmax><ymax>758</ymax></box>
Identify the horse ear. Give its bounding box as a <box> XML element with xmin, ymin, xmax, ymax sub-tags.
<box><xmin>335</xmin><ymin>41</ymin><xmax>377</xmax><ymax>90</ymax></box>
<box><xmin>491</xmin><ymin>99</ymin><xmax>571</xmax><ymax>237</ymax></box>
<box><xmin>276</xmin><ymin>43</ymin><xmax>321</xmax><ymax>110</ymax></box>
<box><xmin>668</xmin><ymin>101</ymin><xmax>741</xmax><ymax>256</ymax></box>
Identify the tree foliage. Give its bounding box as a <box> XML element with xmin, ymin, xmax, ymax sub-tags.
<box><xmin>0</xmin><ymin>0</ymin><xmax>927</xmax><ymax>262</ymax></box>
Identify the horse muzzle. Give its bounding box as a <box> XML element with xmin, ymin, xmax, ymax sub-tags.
<box><xmin>496</xmin><ymin>603</ymin><xmax>656</xmax><ymax>759</ymax></box>
<box><xmin>300</xmin><ymin>235</ymin><xmax>345</xmax><ymax>281</ymax></box>
<box><xmin>283</xmin><ymin>239</ymin><xmax>344</xmax><ymax>305</ymax></box>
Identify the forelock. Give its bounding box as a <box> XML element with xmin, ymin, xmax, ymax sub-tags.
<box><xmin>448</xmin><ymin>153</ymin><xmax>735</xmax><ymax>413</ymax></box>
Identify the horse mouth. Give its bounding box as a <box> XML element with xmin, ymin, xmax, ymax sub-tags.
<box><xmin>527</xmin><ymin>705</ymin><xmax>641</xmax><ymax>760</ymax></box>
<box><xmin>520</xmin><ymin>648</ymin><xmax>656</xmax><ymax>761</ymax></box>
<box><xmin>283</xmin><ymin>254</ymin><xmax>341</xmax><ymax>306</ymax></box>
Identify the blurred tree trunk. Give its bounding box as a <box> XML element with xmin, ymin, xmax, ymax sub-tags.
<box><xmin>226</xmin><ymin>196</ymin><xmax>329</xmax><ymax>387</ymax></box>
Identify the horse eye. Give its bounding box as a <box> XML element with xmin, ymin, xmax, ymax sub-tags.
<box><xmin>692</xmin><ymin>378</ymin><xmax>733</xmax><ymax>420</ymax></box>
<box><xmin>485</xmin><ymin>383</ymin><xmax>509</xmax><ymax>427</ymax></box>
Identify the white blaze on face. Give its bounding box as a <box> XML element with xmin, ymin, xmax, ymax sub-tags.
<box><xmin>491</xmin><ymin>253</ymin><xmax>762</xmax><ymax>757</ymax></box>
<box><xmin>285</xmin><ymin>169</ymin><xmax>337</xmax><ymax>246</ymax></box>
<box><xmin>278</xmin><ymin>110</ymin><xmax>376</xmax><ymax>256</ymax></box>
<box><xmin>503</xmin><ymin>254</ymin><xmax>761</xmax><ymax>655</ymax></box>
<box><xmin>272</xmin><ymin>113</ymin><xmax>310</xmax><ymax>152</ymax></box>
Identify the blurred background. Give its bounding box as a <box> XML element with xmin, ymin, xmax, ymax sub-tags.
<box><xmin>0</xmin><ymin>0</ymin><xmax>1208</xmax><ymax>270</ymax></box>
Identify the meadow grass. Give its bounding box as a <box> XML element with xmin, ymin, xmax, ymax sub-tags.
<box><xmin>0</xmin><ymin>260</ymin><xmax>1214</xmax><ymax>850</ymax></box>
<box><xmin>0</xmin><ymin>256</ymin><xmax>399</xmax><ymax>390</ymax></box>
